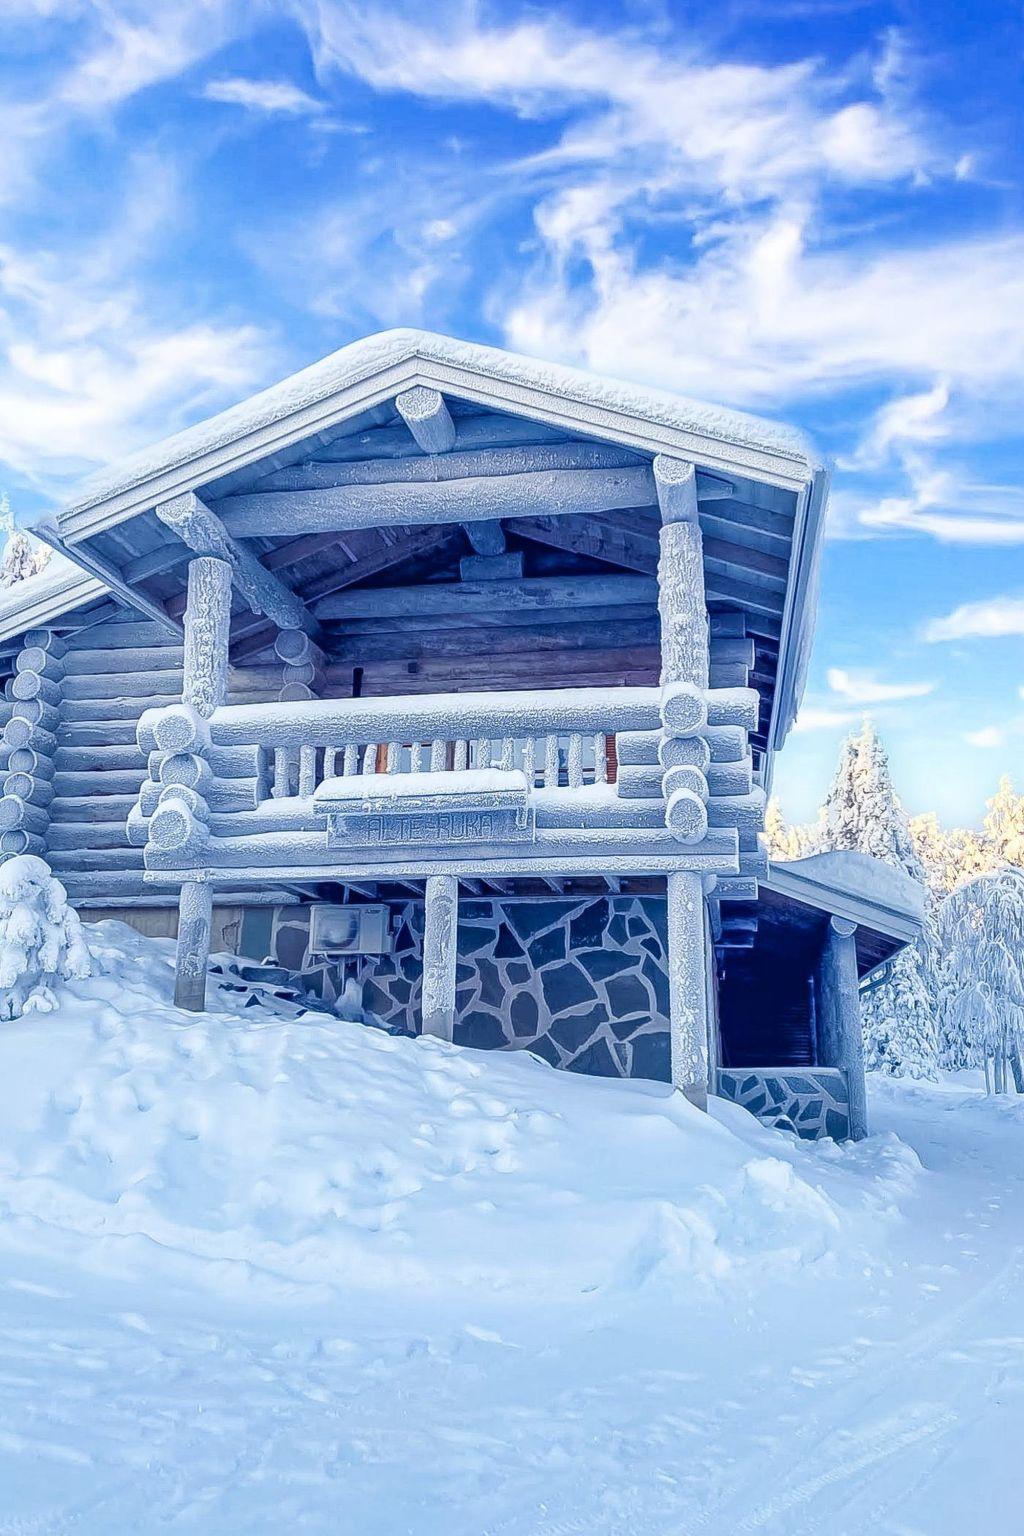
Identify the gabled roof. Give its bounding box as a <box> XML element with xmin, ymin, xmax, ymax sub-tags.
<box><xmin>0</xmin><ymin>564</ymin><xmax>112</xmax><ymax>646</ymax></box>
<box><xmin>57</xmin><ymin>328</ymin><xmax>824</xmax><ymax>541</ymax></box>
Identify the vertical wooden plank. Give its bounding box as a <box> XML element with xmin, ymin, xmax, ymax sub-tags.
<box><xmin>422</xmin><ymin>875</ymin><xmax>458</xmax><ymax>1042</ymax></box>
<box><xmin>816</xmin><ymin>917</ymin><xmax>866</xmax><ymax>1139</ymax></box>
<box><xmin>544</xmin><ymin>734</ymin><xmax>560</xmax><ymax>788</ymax></box>
<box><xmin>593</xmin><ymin>733</ymin><xmax>607</xmax><ymax>785</ymax></box>
<box><xmin>655</xmin><ymin>458</ymin><xmax>709</xmax><ymax>692</ymax></box>
<box><xmin>567</xmin><ymin>733</ymin><xmax>584</xmax><ymax>788</ymax></box>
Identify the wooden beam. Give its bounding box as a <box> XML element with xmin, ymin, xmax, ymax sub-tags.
<box><xmin>313</xmin><ymin>574</ymin><xmax>658</xmax><ymax>621</ymax></box>
<box><xmin>252</xmin><ymin>439</ymin><xmax>645</xmax><ymax>491</ymax></box>
<box><xmin>509</xmin><ymin>515</ymin><xmax>656</xmax><ymax>574</ymax></box>
<box><xmin>395</xmin><ymin>387</ymin><xmax>456</xmax><ymax>454</ymax></box>
<box><xmin>325</xmin><ymin>617</ymin><xmax>660</xmax><ymax>663</ymax></box>
<box><xmin>156</xmin><ymin>492</ymin><xmax>317</xmax><ymax>636</ymax></box>
<box><xmin>216</xmin><ymin>466</ymin><xmax>658</xmax><ymax>537</ymax></box>
<box><xmin>654</xmin><ymin>456</ymin><xmax>699</xmax><ymax>524</ymax></box>
<box><xmin>32</xmin><ymin>523</ymin><xmax>182</xmax><ymax>638</ymax></box>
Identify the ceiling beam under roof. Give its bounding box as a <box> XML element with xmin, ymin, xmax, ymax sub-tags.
<box><xmin>395</xmin><ymin>386</ymin><xmax>456</xmax><ymax>453</ymax></box>
<box><xmin>215</xmin><ymin>465</ymin><xmax>659</xmax><ymax>537</ymax></box>
<box><xmin>508</xmin><ymin>515</ymin><xmax>657</xmax><ymax>574</ymax></box>
<box><xmin>155</xmin><ymin>492</ymin><xmax>318</xmax><ymax>637</ymax></box>
<box><xmin>312</xmin><ymin>573</ymin><xmax>658</xmax><ymax>622</ymax></box>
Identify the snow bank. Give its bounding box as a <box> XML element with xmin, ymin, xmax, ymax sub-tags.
<box><xmin>0</xmin><ymin>922</ymin><xmax>915</xmax><ymax>1304</ymax></box>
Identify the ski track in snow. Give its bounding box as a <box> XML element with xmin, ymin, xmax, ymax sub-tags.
<box><xmin>0</xmin><ymin>930</ymin><xmax>1020</xmax><ymax>1533</ymax></box>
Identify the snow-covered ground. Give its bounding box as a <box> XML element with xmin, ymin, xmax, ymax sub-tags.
<box><xmin>0</xmin><ymin>922</ymin><xmax>1019</xmax><ymax>1533</ymax></box>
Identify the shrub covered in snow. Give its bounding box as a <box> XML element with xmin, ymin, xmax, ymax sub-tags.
<box><xmin>0</xmin><ymin>856</ymin><xmax>91</xmax><ymax>1019</ymax></box>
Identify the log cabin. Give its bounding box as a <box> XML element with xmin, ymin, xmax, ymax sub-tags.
<box><xmin>0</xmin><ymin>329</ymin><xmax>923</xmax><ymax>1138</ymax></box>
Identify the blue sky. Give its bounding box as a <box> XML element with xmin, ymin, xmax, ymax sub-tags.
<box><xmin>1</xmin><ymin>0</ymin><xmax>1021</xmax><ymax>826</ymax></box>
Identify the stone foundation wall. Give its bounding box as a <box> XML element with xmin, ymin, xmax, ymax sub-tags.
<box><xmin>241</xmin><ymin>896</ymin><xmax>672</xmax><ymax>1082</ymax></box>
<box><xmin>716</xmin><ymin>1068</ymin><xmax>851</xmax><ymax>1139</ymax></box>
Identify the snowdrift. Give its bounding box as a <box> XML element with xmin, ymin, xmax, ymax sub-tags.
<box><xmin>0</xmin><ymin>921</ymin><xmax>917</xmax><ymax>1303</ymax></box>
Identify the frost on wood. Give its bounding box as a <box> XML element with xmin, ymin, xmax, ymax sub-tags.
<box><xmin>658</xmin><ymin>518</ymin><xmax>708</xmax><ymax>691</ymax></box>
<box><xmin>182</xmin><ymin>557</ymin><xmax>231</xmax><ymax>718</ymax></box>
<box><xmin>666</xmin><ymin>870</ymin><xmax>708</xmax><ymax>1102</ymax></box>
<box><xmin>0</xmin><ymin>856</ymin><xmax>90</xmax><ymax>1019</ymax></box>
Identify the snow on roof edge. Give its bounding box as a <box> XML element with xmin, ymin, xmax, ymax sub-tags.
<box><xmin>58</xmin><ymin>328</ymin><xmax>822</xmax><ymax>520</ymax></box>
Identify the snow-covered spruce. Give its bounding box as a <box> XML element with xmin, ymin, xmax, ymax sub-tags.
<box><xmin>937</xmin><ymin>869</ymin><xmax>1024</xmax><ymax>1091</ymax></box>
<box><xmin>0</xmin><ymin>855</ymin><xmax>91</xmax><ymax>1019</ymax></box>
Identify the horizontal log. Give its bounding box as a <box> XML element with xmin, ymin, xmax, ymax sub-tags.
<box><xmin>708</xmin><ymin>663</ymin><xmax>750</xmax><ymax>690</ymax></box>
<box><xmin>65</xmin><ymin>620</ymin><xmax>172</xmax><ymax>650</ymax></box>
<box><xmin>706</xmin><ymin>758</ymin><xmax>753</xmax><ymax>797</ymax></box>
<box><xmin>49</xmin><ymin>795</ymin><xmax>138</xmax><ymax>823</ymax></box>
<box><xmin>62</xmin><ymin>646</ymin><xmax>184</xmax><ymax>675</ymax></box>
<box><xmin>149</xmin><ymin>799</ymin><xmax>210</xmax><ymax>857</ymax></box>
<box><xmin>314</xmin><ymin>574</ymin><xmax>658</xmax><ymax>622</ymax></box>
<box><xmin>3</xmin><ymin>718</ymin><xmax>56</xmax><ymax>755</ymax></box>
<box><xmin>0</xmin><ymin>830</ymin><xmax>45</xmax><ymax>857</ymax></box>
<box><xmin>62</xmin><ymin>670</ymin><xmax>183</xmax><ymax>701</ymax></box>
<box><xmin>61</xmin><ymin>698</ymin><xmax>162</xmax><ymax>723</ymax></box>
<box><xmin>138</xmin><ymin>777</ymin><xmax>263</xmax><ymax>816</ymax></box>
<box><xmin>47</xmin><ymin>822</ymin><xmax>130</xmax><ymax>851</ymax></box>
<box><xmin>144</xmin><ymin>823</ymin><xmax>740</xmax><ymax>873</ymax></box>
<box><xmin>257</xmin><ymin>440</ymin><xmax>643</xmax><ymax>492</ymax></box>
<box><xmin>355</xmin><ymin>650</ymin><xmax>661</xmax><ymax>692</ymax></box>
<box><xmin>23</xmin><ymin>630</ymin><xmax>67</xmax><ymax>659</ymax></box>
<box><xmin>7</xmin><ymin>747</ymin><xmax>55</xmax><ymax>782</ymax></box>
<box><xmin>16</xmin><ymin>647</ymin><xmax>65</xmax><ymax>680</ymax></box>
<box><xmin>12</xmin><ymin>697</ymin><xmax>60</xmax><ymax>734</ymax></box>
<box><xmin>207</xmin><ymin>687</ymin><xmax>661</xmax><ymax>751</ymax></box>
<box><xmin>54</xmin><ymin>769</ymin><xmax>147</xmax><ymax>798</ymax></box>
<box><xmin>615</xmin><ymin>765</ymin><xmax>663</xmax><ymax>800</ymax></box>
<box><xmin>50</xmin><ymin>848</ymin><xmax>145</xmax><ymax>871</ymax></box>
<box><xmin>219</xmin><ymin>465</ymin><xmax>658</xmax><ymax>538</ymax></box>
<box><xmin>313</xmin><ymin>413</ymin><xmax>566</xmax><ymax>463</ymax></box>
<box><xmin>713</xmin><ymin>876</ymin><xmax>760</xmax><ymax>902</ymax></box>
<box><xmin>58</xmin><ymin>721</ymin><xmax>140</xmax><ymax>747</ymax></box>
<box><xmin>0</xmin><ymin>795</ymin><xmax>49</xmax><ymax>835</ymax></box>
<box><xmin>3</xmin><ymin>773</ymin><xmax>54</xmax><ymax>809</ymax></box>
<box><xmin>614</xmin><ymin>730</ymin><xmax>661</xmax><ymax>766</ymax></box>
<box><xmin>705</xmin><ymin>688</ymin><xmax>759</xmax><ymax>731</ymax></box>
<box><xmin>706</xmin><ymin>789</ymin><xmax>766</xmax><ymax>834</ymax></box>
<box><xmin>708</xmin><ymin>636</ymin><xmax>755</xmax><ymax>666</ymax></box>
<box><xmin>55</xmin><ymin>745</ymin><xmax>147</xmax><ymax>772</ymax></box>
<box><xmin>137</xmin><ymin>705</ymin><xmax>210</xmax><ymax>756</ymax></box>
<box><xmin>148</xmin><ymin>744</ymin><xmax>263</xmax><ymax>781</ymax></box>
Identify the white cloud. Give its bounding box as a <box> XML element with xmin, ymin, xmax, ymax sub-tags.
<box><xmin>203</xmin><ymin>76</ymin><xmax>322</xmax><ymax>115</ymax></box>
<box><xmin>826</xmin><ymin>668</ymin><xmax>934</xmax><ymax>704</ymax></box>
<box><xmin>792</xmin><ymin>706</ymin><xmax>864</xmax><ymax>734</ymax></box>
<box><xmin>923</xmin><ymin>595</ymin><xmax>1024</xmax><ymax>643</ymax></box>
<box><xmin>965</xmin><ymin>727</ymin><xmax>1005</xmax><ymax>748</ymax></box>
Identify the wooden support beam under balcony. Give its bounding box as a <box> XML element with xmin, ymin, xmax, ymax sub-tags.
<box><xmin>312</xmin><ymin>574</ymin><xmax>658</xmax><ymax>622</ymax></box>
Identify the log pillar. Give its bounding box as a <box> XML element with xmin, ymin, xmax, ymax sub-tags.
<box><xmin>816</xmin><ymin>916</ymin><xmax>867</xmax><ymax>1140</ymax></box>
<box><xmin>666</xmin><ymin>870</ymin><xmax>710</xmax><ymax>1108</ymax></box>
<box><xmin>174</xmin><ymin>880</ymin><xmax>214</xmax><ymax>1012</ymax></box>
<box><xmin>174</xmin><ymin>556</ymin><xmax>231</xmax><ymax>1011</ymax></box>
<box><xmin>656</xmin><ymin>458</ymin><xmax>711</xmax><ymax>1104</ymax></box>
<box><xmin>421</xmin><ymin>874</ymin><xmax>459</xmax><ymax>1042</ymax></box>
<box><xmin>655</xmin><ymin>456</ymin><xmax>709</xmax><ymax>691</ymax></box>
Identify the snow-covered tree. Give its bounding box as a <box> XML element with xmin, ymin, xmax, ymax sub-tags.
<box><xmin>937</xmin><ymin>869</ymin><xmax>1024</xmax><ymax>1091</ymax></box>
<box><xmin>909</xmin><ymin>813</ymin><xmax>1000</xmax><ymax>899</ymax></box>
<box><xmin>815</xmin><ymin>719</ymin><xmax>937</xmax><ymax>1078</ymax></box>
<box><xmin>763</xmin><ymin>797</ymin><xmax>814</xmax><ymax>861</ymax></box>
<box><xmin>984</xmin><ymin>776</ymin><xmax>1024</xmax><ymax>869</ymax></box>
<box><xmin>0</xmin><ymin>856</ymin><xmax>91</xmax><ymax>1019</ymax></box>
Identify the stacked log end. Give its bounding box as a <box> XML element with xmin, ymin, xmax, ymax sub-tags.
<box><xmin>0</xmin><ymin>630</ymin><xmax>65</xmax><ymax>860</ymax></box>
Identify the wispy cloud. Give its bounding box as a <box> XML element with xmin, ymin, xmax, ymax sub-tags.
<box><xmin>203</xmin><ymin>76</ymin><xmax>323</xmax><ymax>116</ymax></box>
<box><xmin>826</xmin><ymin>668</ymin><xmax>934</xmax><ymax>704</ymax></box>
<box><xmin>923</xmin><ymin>594</ymin><xmax>1024</xmax><ymax>642</ymax></box>
<box><xmin>965</xmin><ymin>726</ymin><xmax>1005</xmax><ymax>748</ymax></box>
<box><xmin>792</xmin><ymin>706</ymin><xmax>865</xmax><ymax>734</ymax></box>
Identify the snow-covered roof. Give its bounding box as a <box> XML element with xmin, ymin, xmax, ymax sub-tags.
<box><xmin>0</xmin><ymin>564</ymin><xmax>110</xmax><ymax>646</ymax></box>
<box><xmin>56</xmin><ymin>328</ymin><xmax>824</xmax><ymax>541</ymax></box>
<box><xmin>766</xmin><ymin>850</ymin><xmax>925</xmax><ymax>945</ymax></box>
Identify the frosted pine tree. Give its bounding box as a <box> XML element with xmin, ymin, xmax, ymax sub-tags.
<box><xmin>763</xmin><ymin>797</ymin><xmax>812</xmax><ymax>860</ymax></box>
<box><xmin>938</xmin><ymin>870</ymin><xmax>1024</xmax><ymax>1091</ymax></box>
<box><xmin>816</xmin><ymin>719</ymin><xmax>938</xmax><ymax>1078</ymax></box>
<box><xmin>0</xmin><ymin>495</ymin><xmax>50</xmax><ymax>589</ymax></box>
<box><xmin>984</xmin><ymin>776</ymin><xmax>1024</xmax><ymax>869</ymax></box>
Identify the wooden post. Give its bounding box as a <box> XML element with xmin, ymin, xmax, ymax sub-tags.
<box><xmin>666</xmin><ymin>870</ymin><xmax>709</xmax><ymax>1108</ymax></box>
<box><xmin>655</xmin><ymin>456</ymin><xmax>708</xmax><ymax>691</ymax></box>
<box><xmin>174</xmin><ymin>880</ymin><xmax>214</xmax><ymax>1012</ymax></box>
<box><xmin>656</xmin><ymin>458</ymin><xmax>711</xmax><ymax>1103</ymax></box>
<box><xmin>174</xmin><ymin>557</ymin><xmax>231</xmax><ymax>1011</ymax></box>
<box><xmin>422</xmin><ymin>874</ymin><xmax>459</xmax><ymax>1042</ymax></box>
<box><xmin>816</xmin><ymin>917</ymin><xmax>867</xmax><ymax>1139</ymax></box>
<box><xmin>182</xmin><ymin>556</ymin><xmax>232</xmax><ymax>717</ymax></box>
